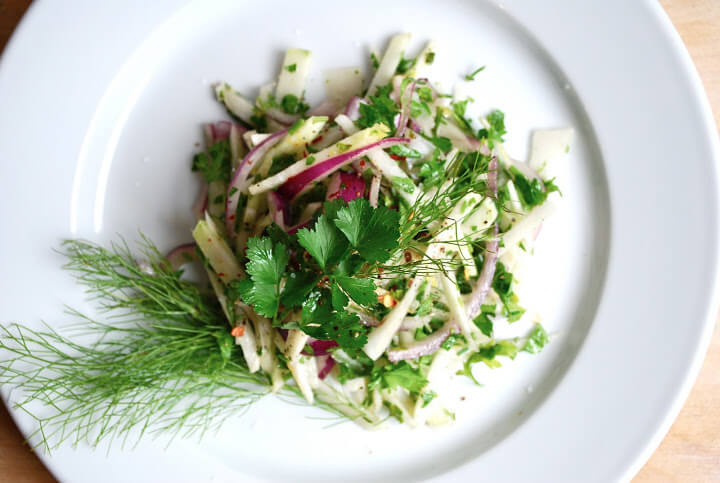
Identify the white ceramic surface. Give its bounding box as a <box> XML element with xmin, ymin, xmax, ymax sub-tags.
<box><xmin>0</xmin><ymin>1</ymin><xmax>717</xmax><ymax>482</ymax></box>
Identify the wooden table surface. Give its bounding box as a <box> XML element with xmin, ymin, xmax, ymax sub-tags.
<box><xmin>0</xmin><ymin>1</ymin><xmax>718</xmax><ymax>481</ymax></box>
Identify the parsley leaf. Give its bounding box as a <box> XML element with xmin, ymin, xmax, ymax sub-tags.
<box><xmin>334</xmin><ymin>199</ymin><xmax>400</xmax><ymax>263</ymax></box>
<box><xmin>237</xmin><ymin>237</ymin><xmax>289</xmax><ymax>318</ymax></box>
<box><xmin>191</xmin><ymin>139</ymin><xmax>232</xmax><ymax>183</ymax></box>
<box><xmin>280</xmin><ymin>94</ymin><xmax>309</xmax><ymax>115</ymax></box>
<box><xmin>395</xmin><ymin>56</ymin><xmax>416</xmax><ymax>74</ymax></box>
<box><xmin>419</xmin><ymin>160</ymin><xmax>445</xmax><ymax>189</ymax></box>
<box><xmin>523</xmin><ymin>324</ymin><xmax>549</xmax><ymax>354</ymax></box>
<box><xmin>355</xmin><ymin>84</ymin><xmax>399</xmax><ymax>133</ymax></box>
<box><xmin>388</xmin><ymin>144</ymin><xmax>421</xmax><ymax>158</ymax></box>
<box><xmin>369</xmin><ymin>361</ymin><xmax>428</xmax><ymax>393</ymax></box>
<box><xmin>299</xmin><ymin>289</ymin><xmax>368</xmax><ymax>352</ymax></box>
<box><xmin>335</xmin><ymin>275</ymin><xmax>377</xmax><ymax>307</ymax></box>
<box><xmin>280</xmin><ymin>271</ymin><xmax>319</xmax><ymax>308</ymax></box>
<box><xmin>509</xmin><ymin>167</ymin><xmax>552</xmax><ymax>209</ymax></box>
<box><xmin>418</xmin><ymin>133</ymin><xmax>452</xmax><ymax>153</ymax></box>
<box><xmin>477</xmin><ymin>109</ymin><xmax>506</xmax><ymax>147</ymax></box>
<box><xmin>297</xmin><ymin>215</ymin><xmax>349</xmax><ymax>269</ymax></box>
<box><xmin>492</xmin><ymin>262</ymin><xmax>525</xmax><ymax>322</ymax></box>
<box><xmin>417</xmin><ymin>86</ymin><xmax>434</xmax><ymax>103</ymax></box>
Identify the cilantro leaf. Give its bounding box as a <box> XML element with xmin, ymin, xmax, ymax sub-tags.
<box><xmin>395</xmin><ymin>56</ymin><xmax>416</xmax><ymax>74</ymax></box>
<box><xmin>419</xmin><ymin>160</ymin><xmax>445</xmax><ymax>189</ymax></box>
<box><xmin>392</xmin><ymin>176</ymin><xmax>415</xmax><ymax>194</ymax></box>
<box><xmin>477</xmin><ymin>109</ymin><xmax>506</xmax><ymax>147</ymax></box>
<box><xmin>388</xmin><ymin>144</ymin><xmax>421</xmax><ymax>158</ymax></box>
<box><xmin>355</xmin><ymin>84</ymin><xmax>399</xmax><ymax>133</ymax></box>
<box><xmin>299</xmin><ymin>289</ymin><xmax>368</xmax><ymax>352</ymax></box>
<box><xmin>417</xmin><ymin>86</ymin><xmax>434</xmax><ymax>103</ymax></box>
<box><xmin>191</xmin><ymin>139</ymin><xmax>232</xmax><ymax>183</ymax></box>
<box><xmin>335</xmin><ymin>275</ymin><xmax>377</xmax><ymax>307</ymax></box>
<box><xmin>334</xmin><ymin>199</ymin><xmax>400</xmax><ymax>263</ymax></box>
<box><xmin>331</xmin><ymin>284</ymin><xmax>349</xmax><ymax>310</ymax></box>
<box><xmin>418</xmin><ymin>133</ymin><xmax>452</xmax><ymax>153</ymax></box>
<box><xmin>452</xmin><ymin>99</ymin><xmax>475</xmax><ymax>136</ymax></box>
<box><xmin>280</xmin><ymin>271</ymin><xmax>319</xmax><ymax>307</ymax></box>
<box><xmin>492</xmin><ymin>262</ymin><xmax>525</xmax><ymax>321</ymax></box>
<box><xmin>369</xmin><ymin>361</ymin><xmax>428</xmax><ymax>393</ymax></box>
<box><xmin>297</xmin><ymin>215</ymin><xmax>349</xmax><ymax>269</ymax></box>
<box><xmin>509</xmin><ymin>167</ymin><xmax>550</xmax><ymax>209</ymax></box>
<box><xmin>523</xmin><ymin>324</ymin><xmax>549</xmax><ymax>354</ymax></box>
<box><xmin>237</xmin><ymin>237</ymin><xmax>289</xmax><ymax>318</ymax></box>
<box><xmin>280</xmin><ymin>94</ymin><xmax>309</xmax><ymax>115</ymax></box>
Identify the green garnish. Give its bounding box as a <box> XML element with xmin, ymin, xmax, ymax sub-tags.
<box><xmin>285</xmin><ymin>63</ymin><xmax>297</xmax><ymax>72</ymax></box>
<box><xmin>465</xmin><ymin>65</ymin><xmax>486</xmax><ymax>81</ymax></box>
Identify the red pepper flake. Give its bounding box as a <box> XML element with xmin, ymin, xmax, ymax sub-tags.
<box><xmin>359</xmin><ymin>160</ymin><xmax>366</xmax><ymax>168</ymax></box>
<box><xmin>229</xmin><ymin>214</ymin><xmax>236</xmax><ymax>221</ymax></box>
<box><xmin>404</xmin><ymin>251</ymin><xmax>412</xmax><ymax>262</ymax></box>
<box><xmin>207</xmin><ymin>238</ymin><xmax>212</xmax><ymax>243</ymax></box>
<box><xmin>314</xmin><ymin>135</ymin><xmax>323</xmax><ymax>143</ymax></box>
<box><xmin>217</xmin><ymin>272</ymin><xmax>226</xmax><ymax>278</ymax></box>
<box><xmin>377</xmin><ymin>267</ymin><xmax>384</xmax><ymax>273</ymax></box>
<box><xmin>231</xmin><ymin>326</ymin><xmax>245</xmax><ymax>337</ymax></box>
<box><xmin>389</xmin><ymin>154</ymin><xmax>406</xmax><ymax>161</ymax></box>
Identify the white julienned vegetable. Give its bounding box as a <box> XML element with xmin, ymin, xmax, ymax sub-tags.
<box><xmin>365</xmin><ymin>147</ymin><xmax>417</xmax><ymax>204</ymax></box>
<box><xmin>275</xmin><ymin>48</ymin><xmax>312</xmax><ymax>101</ymax></box>
<box><xmin>529</xmin><ymin>128</ymin><xmax>574</xmax><ymax>173</ymax></box>
<box><xmin>192</xmin><ymin>212</ymin><xmax>243</xmax><ymax>283</ymax></box>
<box><xmin>258</xmin><ymin>116</ymin><xmax>329</xmax><ymax>176</ymax></box>
<box><xmin>367</xmin><ymin>33</ymin><xmax>412</xmax><ymax>96</ymax></box>
<box><xmin>248</xmin><ymin>124</ymin><xmax>390</xmax><ymax>195</ymax></box>
<box><xmin>334</xmin><ymin>113</ymin><xmax>359</xmax><ymax>135</ymax></box>
<box><xmin>324</xmin><ymin>66</ymin><xmax>364</xmax><ymax>109</ymax></box>
<box><xmin>364</xmin><ymin>276</ymin><xmax>424</xmax><ymax>360</ymax></box>
<box><xmin>407</xmin><ymin>41</ymin><xmax>438</xmax><ymax>79</ymax></box>
<box><xmin>206</xmin><ymin>271</ymin><xmax>261</xmax><ymax>374</ymax></box>
<box><xmin>215</xmin><ymin>83</ymin><xmax>254</xmax><ymax>124</ymax></box>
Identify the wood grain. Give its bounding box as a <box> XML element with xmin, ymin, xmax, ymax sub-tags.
<box><xmin>0</xmin><ymin>1</ymin><xmax>718</xmax><ymax>481</ymax></box>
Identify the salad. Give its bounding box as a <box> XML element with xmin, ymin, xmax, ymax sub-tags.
<box><xmin>0</xmin><ymin>33</ymin><xmax>572</xmax><ymax>447</ymax></box>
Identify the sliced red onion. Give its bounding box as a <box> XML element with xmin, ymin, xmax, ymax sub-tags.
<box><xmin>466</xmin><ymin>156</ymin><xmax>499</xmax><ymax>319</ymax></box>
<box><xmin>387</xmin><ymin>320</ymin><xmax>458</xmax><ymax>362</ymax></box>
<box><xmin>343</xmin><ymin>96</ymin><xmax>364</xmax><ymax>120</ymax></box>
<box><xmin>326</xmin><ymin>172</ymin><xmax>366</xmax><ymax>202</ymax></box>
<box><xmin>224</xmin><ymin>129</ymin><xmax>288</xmax><ymax>236</ymax></box>
<box><xmin>279</xmin><ymin>137</ymin><xmax>410</xmax><ymax>200</ymax></box>
<box><xmin>267</xmin><ymin>191</ymin><xmax>290</xmax><ymax>229</ymax></box>
<box><xmin>317</xmin><ymin>356</ymin><xmax>336</xmax><ymax>380</ymax></box>
<box><xmin>204</xmin><ymin>121</ymin><xmax>234</xmax><ymax>144</ymax></box>
<box><xmin>305</xmin><ymin>339</ymin><xmax>339</xmax><ymax>356</ymax></box>
<box><xmin>192</xmin><ymin>183</ymin><xmax>209</xmax><ymax>221</ymax></box>
<box><xmin>165</xmin><ymin>242</ymin><xmax>198</xmax><ymax>271</ymax></box>
<box><xmin>369</xmin><ymin>175</ymin><xmax>381</xmax><ymax>208</ymax></box>
<box><xmin>396</xmin><ymin>80</ymin><xmax>416</xmax><ymax>137</ymax></box>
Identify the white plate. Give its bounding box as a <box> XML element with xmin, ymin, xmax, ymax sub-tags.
<box><xmin>0</xmin><ymin>1</ymin><xmax>718</xmax><ymax>482</ymax></box>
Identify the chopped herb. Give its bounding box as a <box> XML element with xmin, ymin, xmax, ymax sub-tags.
<box><xmin>425</xmin><ymin>51</ymin><xmax>435</xmax><ymax>64</ymax></box>
<box><xmin>370</xmin><ymin>52</ymin><xmax>380</xmax><ymax>70</ymax></box>
<box><xmin>465</xmin><ymin>65</ymin><xmax>486</xmax><ymax>81</ymax></box>
<box><xmin>396</xmin><ymin>56</ymin><xmax>416</xmax><ymax>74</ymax></box>
<box><xmin>305</xmin><ymin>155</ymin><xmax>316</xmax><ymax>166</ymax></box>
<box><xmin>355</xmin><ymin>84</ymin><xmax>399</xmax><ymax>133</ymax></box>
<box><xmin>191</xmin><ymin>139</ymin><xmax>232</xmax><ymax>183</ymax></box>
<box><xmin>523</xmin><ymin>324</ymin><xmax>549</xmax><ymax>354</ymax></box>
<box><xmin>280</xmin><ymin>94</ymin><xmax>309</xmax><ymax>115</ymax></box>
<box><xmin>421</xmin><ymin>390</ymin><xmax>437</xmax><ymax>407</ymax></box>
<box><xmin>288</xmin><ymin>118</ymin><xmax>303</xmax><ymax>135</ymax></box>
<box><xmin>388</xmin><ymin>144</ymin><xmax>422</xmax><ymax>158</ymax></box>
<box><xmin>417</xmin><ymin>86</ymin><xmax>434</xmax><ymax>103</ymax></box>
<box><xmin>285</xmin><ymin>63</ymin><xmax>297</xmax><ymax>72</ymax></box>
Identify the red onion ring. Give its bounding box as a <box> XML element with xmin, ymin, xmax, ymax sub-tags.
<box><xmin>267</xmin><ymin>191</ymin><xmax>290</xmax><ymax>230</ymax></box>
<box><xmin>466</xmin><ymin>156</ymin><xmax>499</xmax><ymax>319</ymax></box>
<box><xmin>224</xmin><ymin>129</ymin><xmax>288</xmax><ymax>236</ymax></box>
<box><xmin>387</xmin><ymin>320</ymin><xmax>458</xmax><ymax>362</ymax></box>
<box><xmin>396</xmin><ymin>80</ymin><xmax>416</xmax><ymax>137</ymax></box>
<box><xmin>192</xmin><ymin>183</ymin><xmax>209</xmax><ymax>221</ymax></box>
<box><xmin>165</xmin><ymin>242</ymin><xmax>199</xmax><ymax>271</ymax></box>
<box><xmin>279</xmin><ymin>137</ymin><xmax>410</xmax><ymax>200</ymax></box>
